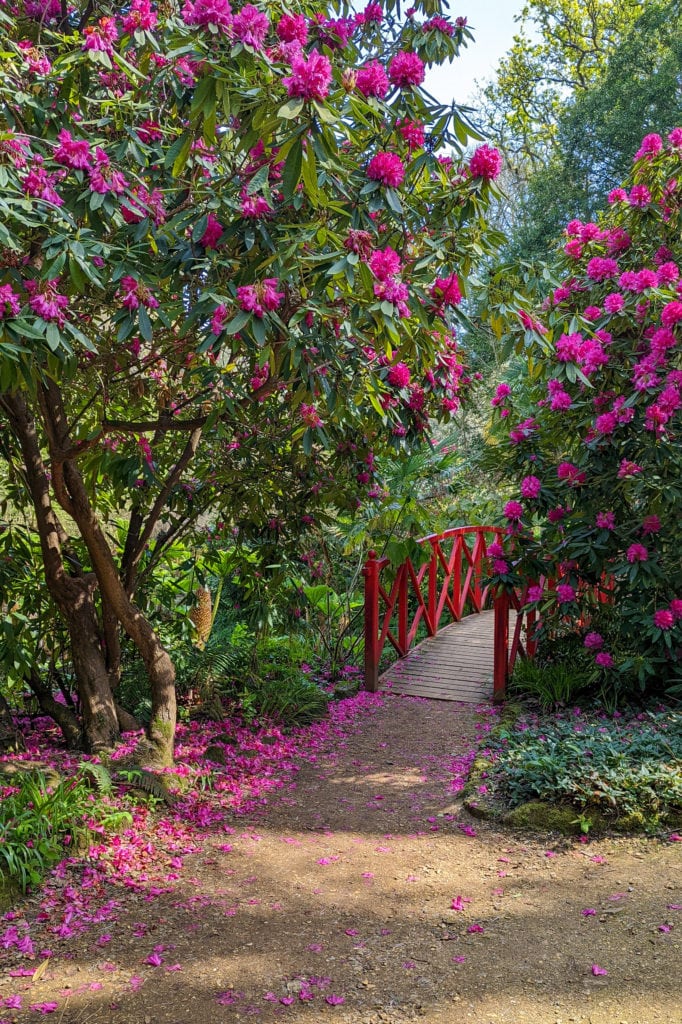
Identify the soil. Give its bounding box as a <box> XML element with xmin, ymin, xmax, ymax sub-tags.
<box><xmin>1</xmin><ymin>695</ymin><xmax>680</xmax><ymax>1024</ymax></box>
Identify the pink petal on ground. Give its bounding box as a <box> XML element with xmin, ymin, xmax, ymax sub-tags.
<box><xmin>325</xmin><ymin>994</ymin><xmax>345</xmax><ymax>1005</ymax></box>
<box><xmin>581</xmin><ymin>908</ymin><xmax>596</xmax><ymax>916</ymax></box>
<box><xmin>591</xmin><ymin>964</ymin><xmax>608</xmax><ymax>976</ymax></box>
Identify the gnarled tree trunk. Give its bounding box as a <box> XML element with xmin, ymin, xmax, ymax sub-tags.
<box><xmin>3</xmin><ymin>392</ymin><xmax>120</xmax><ymax>752</ymax></box>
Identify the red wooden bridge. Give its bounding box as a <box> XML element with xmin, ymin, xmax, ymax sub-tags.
<box><xmin>362</xmin><ymin>526</ymin><xmax>536</xmax><ymax>703</ymax></box>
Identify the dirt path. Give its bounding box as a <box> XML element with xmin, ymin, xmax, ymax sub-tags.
<box><xmin>1</xmin><ymin>695</ymin><xmax>680</xmax><ymax>1024</ymax></box>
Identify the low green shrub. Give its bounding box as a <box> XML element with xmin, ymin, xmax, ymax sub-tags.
<box><xmin>0</xmin><ymin>769</ymin><xmax>132</xmax><ymax>891</ymax></box>
<box><xmin>487</xmin><ymin>707</ymin><xmax>682</xmax><ymax>824</ymax></box>
<box><xmin>509</xmin><ymin>657</ymin><xmax>591</xmax><ymax>711</ymax></box>
<box><xmin>238</xmin><ymin>670</ymin><xmax>330</xmax><ymax>728</ymax></box>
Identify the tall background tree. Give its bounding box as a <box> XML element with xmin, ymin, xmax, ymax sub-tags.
<box><xmin>479</xmin><ymin>0</ymin><xmax>681</xmax><ymax>258</ymax></box>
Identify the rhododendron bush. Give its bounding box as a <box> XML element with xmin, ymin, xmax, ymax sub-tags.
<box><xmin>489</xmin><ymin>129</ymin><xmax>682</xmax><ymax>699</ymax></box>
<box><xmin>0</xmin><ymin>1</ymin><xmax>501</xmax><ymax>759</ymax></box>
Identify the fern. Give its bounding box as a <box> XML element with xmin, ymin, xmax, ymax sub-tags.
<box><xmin>115</xmin><ymin>768</ymin><xmax>175</xmax><ymax>806</ymax></box>
<box><xmin>78</xmin><ymin>760</ymin><xmax>114</xmax><ymax>795</ymax></box>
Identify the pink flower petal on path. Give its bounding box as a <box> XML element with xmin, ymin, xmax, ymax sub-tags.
<box><xmin>591</xmin><ymin>964</ymin><xmax>608</xmax><ymax>976</ymax></box>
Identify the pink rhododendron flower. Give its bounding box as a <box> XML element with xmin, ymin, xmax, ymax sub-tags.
<box><xmin>469</xmin><ymin>144</ymin><xmax>502</xmax><ymax>181</ymax></box>
<box><xmin>518</xmin><ymin>309</ymin><xmax>547</xmax><ymax>333</ymax></box>
<box><xmin>430</xmin><ymin>273</ymin><xmax>461</xmax><ymax>306</ymax></box>
<box><xmin>603</xmin><ymin>292</ymin><xmax>625</xmax><ymax>314</ymax></box>
<box><xmin>300</xmin><ymin>403</ymin><xmax>323</xmax><ymax>428</ymax></box>
<box><xmin>369</xmin><ymin>246</ymin><xmax>401</xmax><ymax>280</ymax></box>
<box><xmin>232</xmin><ymin>5</ymin><xmax>269</xmax><ymax>48</ymax></box>
<box><xmin>283</xmin><ymin>51</ymin><xmax>332</xmax><ymax>102</ymax></box>
<box><xmin>367</xmin><ymin>151</ymin><xmax>405</xmax><ymax>187</ymax></box>
<box><xmin>182</xmin><ymin>0</ymin><xmax>233</xmax><ymax>31</ymax></box>
<box><xmin>0</xmin><ymin>284</ymin><xmax>21</xmax><ymax>318</ymax></box>
<box><xmin>595</xmin><ymin>651</ymin><xmax>614</xmax><ymax>668</ymax></box>
<box><xmin>199</xmin><ymin>212</ymin><xmax>224</xmax><ymax>248</ymax></box>
<box><xmin>491</xmin><ymin>383</ymin><xmax>511</xmax><ymax>407</ymax></box>
<box><xmin>555</xmin><ymin>584</ymin><xmax>576</xmax><ymax>604</ymax></box>
<box><xmin>388</xmin><ymin>51</ymin><xmax>424</xmax><ymax>87</ymax></box>
<box><xmin>22</xmin><ymin>160</ymin><xmax>63</xmax><ymax>206</ymax></box>
<box><xmin>503</xmin><ymin>500</ymin><xmax>523</xmax><ymax>521</ymax></box>
<box><xmin>661</xmin><ymin>301</ymin><xmax>682</xmax><ymax>327</ymax></box>
<box><xmin>520</xmin><ymin>475</ymin><xmax>541</xmax><ymax>498</ymax></box>
<box><xmin>586</xmin><ymin>257</ymin><xmax>619</xmax><ymax>281</ymax></box>
<box><xmin>53</xmin><ymin>129</ymin><xmax>92</xmax><ymax>170</ymax></box>
<box><xmin>237</xmin><ymin>279</ymin><xmax>284</xmax><ymax>317</ymax></box>
<box><xmin>82</xmin><ymin>16</ymin><xmax>119</xmax><ymax>54</ymax></box>
<box><xmin>653</xmin><ymin>609</ymin><xmax>674</xmax><ymax>630</ymax></box>
<box><xmin>24</xmin><ymin>278</ymin><xmax>69</xmax><ymax>325</ymax></box>
<box><xmin>626</xmin><ymin>543</ymin><xmax>648</xmax><ymax>563</ymax></box>
<box><xmin>276</xmin><ymin>13</ymin><xmax>307</xmax><ymax>45</ymax></box>
<box><xmin>122</xmin><ymin>0</ymin><xmax>158</xmax><ymax>33</ymax></box>
<box><xmin>628</xmin><ymin>184</ymin><xmax>651</xmax><ymax>207</ymax></box>
<box><xmin>211</xmin><ymin>304</ymin><xmax>228</xmax><ymax>334</ymax></box>
<box><xmin>398</xmin><ymin>118</ymin><xmax>425</xmax><ymax>149</ymax></box>
<box><xmin>595</xmin><ymin>511</ymin><xmax>615</xmax><ymax>530</ymax></box>
<box><xmin>89</xmin><ymin>148</ymin><xmax>127</xmax><ymax>194</ymax></box>
<box><xmin>387</xmin><ymin>362</ymin><xmax>410</xmax><ymax>388</ymax></box>
<box><xmin>634</xmin><ymin>133</ymin><xmax>662</xmax><ymax>160</ymax></box>
<box><xmin>584</xmin><ymin>632</ymin><xmax>603</xmax><ymax>649</ymax></box>
<box><xmin>18</xmin><ymin>40</ymin><xmax>51</xmax><ymax>74</ymax></box>
<box><xmin>527</xmin><ymin>585</ymin><xmax>544</xmax><ymax>602</ymax></box>
<box><xmin>356</xmin><ymin>61</ymin><xmax>389</xmax><ymax>98</ymax></box>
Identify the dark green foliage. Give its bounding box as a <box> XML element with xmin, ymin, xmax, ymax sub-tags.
<box><xmin>0</xmin><ymin>771</ymin><xmax>132</xmax><ymax>891</ymax></box>
<box><xmin>239</xmin><ymin>673</ymin><xmax>330</xmax><ymax>728</ymax></box>
<box><xmin>509</xmin><ymin>658</ymin><xmax>591</xmax><ymax>711</ymax></box>
<box><xmin>506</xmin><ymin>0</ymin><xmax>682</xmax><ymax>260</ymax></box>
<box><xmin>488</xmin><ymin>709</ymin><xmax>682</xmax><ymax>822</ymax></box>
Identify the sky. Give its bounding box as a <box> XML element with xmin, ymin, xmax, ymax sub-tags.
<box><xmin>424</xmin><ymin>0</ymin><xmax>530</xmax><ymax>108</ymax></box>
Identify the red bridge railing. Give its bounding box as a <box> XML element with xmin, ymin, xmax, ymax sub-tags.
<box><xmin>363</xmin><ymin>525</ymin><xmax>530</xmax><ymax>701</ymax></box>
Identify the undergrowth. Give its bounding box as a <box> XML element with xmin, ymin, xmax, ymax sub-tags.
<box><xmin>486</xmin><ymin>707</ymin><xmax>682</xmax><ymax>825</ymax></box>
<box><xmin>0</xmin><ymin>769</ymin><xmax>132</xmax><ymax>891</ymax></box>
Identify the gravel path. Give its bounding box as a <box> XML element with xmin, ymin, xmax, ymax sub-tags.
<box><xmin>1</xmin><ymin>695</ymin><xmax>679</xmax><ymax>1024</ymax></box>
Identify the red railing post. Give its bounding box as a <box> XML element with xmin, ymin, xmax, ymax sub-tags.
<box><xmin>363</xmin><ymin>551</ymin><xmax>380</xmax><ymax>692</ymax></box>
<box><xmin>427</xmin><ymin>540</ymin><xmax>437</xmax><ymax>635</ymax></box>
<box><xmin>472</xmin><ymin>532</ymin><xmax>482</xmax><ymax>611</ymax></box>
<box><xmin>493</xmin><ymin>587</ymin><xmax>510</xmax><ymax>703</ymax></box>
<box><xmin>398</xmin><ymin>565</ymin><xmax>408</xmax><ymax>655</ymax></box>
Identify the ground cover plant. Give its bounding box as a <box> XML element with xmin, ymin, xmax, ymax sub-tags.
<box><xmin>488</xmin><ymin>126</ymin><xmax>682</xmax><ymax>703</ymax></box>
<box><xmin>482</xmin><ymin>705</ymin><xmax>682</xmax><ymax>831</ymax></box>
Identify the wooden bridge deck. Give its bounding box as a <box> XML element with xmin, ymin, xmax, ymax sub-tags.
<box><xmin>379</xmin><ymin>609</ymin><xmax>515</xmax><ymax>703</ymax></box>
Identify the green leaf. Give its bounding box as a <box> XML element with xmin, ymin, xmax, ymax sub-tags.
<box><xmin>281</xmin><ymin>136</ymin><xmax>303</xmax><ymax>203</ymax></box>
<box><xmin>278</xmin><ymin>98</ymin><xmax>304</xmax><ymax>120</ymax></box>
<box><xmin>247</xmin><ymin>163</ymin><xmax>270</xmax><ymax>195</ymax></box>
<box><xmin>301</xmin><ymin>145</ymin><xmax>319</xmax><ymax>207</ymax></box>
<box><xmin>138</xmin><ymin>305</ymin><xmax>153</xmax><ymax>342</ymax></box>
<box><xmin>222</xmin><ymin>310</ymin><xmax>250</xmax><ymax>335</ymax></box>
<box><xmin>191</xmin><ymin>215</ymin><xmax>208</xmax><ymax>243</ymax></box>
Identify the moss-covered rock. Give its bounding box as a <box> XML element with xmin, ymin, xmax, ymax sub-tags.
<box><xmin>503</xmin><ymin>800</ymin><xmax>587</xmax><ymax>834</ymax></box>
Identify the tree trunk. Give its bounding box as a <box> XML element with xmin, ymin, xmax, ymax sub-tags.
<box><xmin>2</xmin><ymin>392</ymin><xmax>120</xmax><ymax>752</ymax></box>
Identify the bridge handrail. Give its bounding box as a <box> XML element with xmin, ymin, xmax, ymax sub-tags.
<box><xmin>363</xmin><ymin>525</ymin><xmax>508</xmax><ymax>695</ymax></box>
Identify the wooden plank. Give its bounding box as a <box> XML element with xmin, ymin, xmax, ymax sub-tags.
<box><xmin>377</xmin><ymin>607</ymin><xmax>518</xmax><ymax>703</ymax></box>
